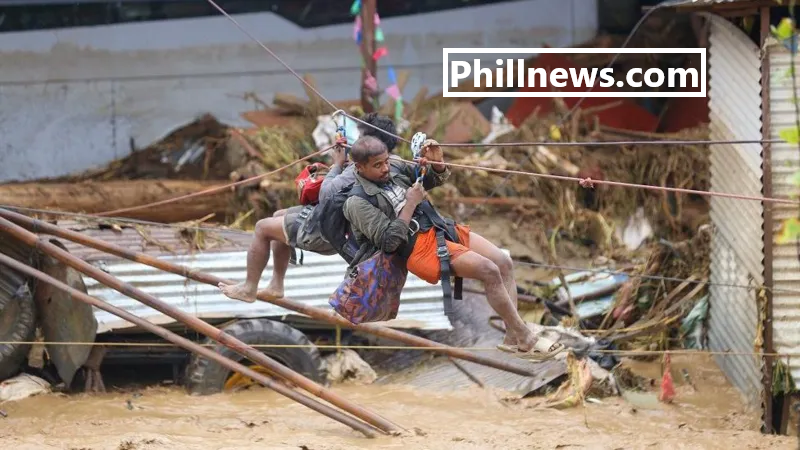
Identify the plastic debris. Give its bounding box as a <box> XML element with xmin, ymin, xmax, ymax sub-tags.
<box><xmin>0</xmin><ymin>373</ymin><xmax>51</xmax><ymax>403</ymax></box>
<box><xmin>312</xmin><ymin>115</ymin><xmax>360</xmax><ymax>150</ymax></box>
<box><xmin>481</xmin><ymin>106</ymin><xmax>516</xmax><ymax>144</ymax></box>
<box><xmin>324</xmin><ymin>349</ymin><xmax>377</xmax><ymax>385</ymax></box>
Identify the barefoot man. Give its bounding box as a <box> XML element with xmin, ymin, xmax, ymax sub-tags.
<box><xmin>218</xmin><ymin>113</ymin><xmax>399</xmax><ymax>303</ymax></box>
<box><xmin>339</xmin><ymin>135</ymin><xmax>565</xmax><ymax>359</ymax></box>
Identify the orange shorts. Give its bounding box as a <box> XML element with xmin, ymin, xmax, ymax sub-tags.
<box><xmin>406</xmin><ymin>224</ymin><xmax>471</xmax><ymax>285</ymax></box>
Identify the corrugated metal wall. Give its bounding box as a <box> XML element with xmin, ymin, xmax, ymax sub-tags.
<box><xmin>768</xmin><ymin>43</ymin><xmax>800</xmax><ymax>385</ymax></box>
<box><xmin>706</xmin><ymin>15</ymin><xmax>764</xmax><ymax>408</ymax></box>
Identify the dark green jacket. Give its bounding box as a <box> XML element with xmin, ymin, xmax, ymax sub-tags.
<box><xmin>342</xmin><ymin>156</ymin><xmax>450</xmax><ymax>262</ymax></box>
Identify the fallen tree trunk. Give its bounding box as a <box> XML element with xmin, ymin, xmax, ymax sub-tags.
<box><xmin>0</xmin><ymin>180</ymin><xmax>235</xmax><ymax>223</ymax></box>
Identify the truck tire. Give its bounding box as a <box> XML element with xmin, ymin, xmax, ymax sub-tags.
<box><xmin>0</xmin><ymin>282</ymin><xmax>36</xmax><ymax>381</ymax></box>
<box><xmin>185</xmin><ymin>318</ymin><xmax>327</xmax><ymax>395</ymax></box>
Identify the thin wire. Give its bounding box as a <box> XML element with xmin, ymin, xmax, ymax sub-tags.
<box><xmin>4</xmin><ymin>341</ymin><xmax>794</xmax><ymax>358</ymax></box>
<box><xmin>563</xmin><ymin>1</ymin><xmax>668</xmax><ymax>118</ymax></box>
<box><xmin>333</xmin><ymin>112</ymin><xmax>784</xmax><ymax>148</ymax></box>
<box><xmin>95</xmin><ymin>144</ymin><xmax>333</xmax><ymax>217</ymax></box>
<box><xmin>436</xmin><ymin>138</ymin><xmax>783</xmax><ymax>147</ymax></box>
<box><xmin>511</xmin><ymin>259</ymin><xmax>800</xmax><ymax>296</ymax></box>
<box><xmin>205</xmin><ymin>0</ymin><xmax>339</xmax><ymax>114</ymax></box>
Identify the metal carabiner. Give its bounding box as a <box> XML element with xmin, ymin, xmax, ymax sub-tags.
<box><xmin>408</xmin><ymin>219</ymin><xmax>420</xmax><ymax>235</ymax></box>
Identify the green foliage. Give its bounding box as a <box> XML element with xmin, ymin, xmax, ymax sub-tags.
<box><xmin>774</xmin><ymin>14</ymin><xmax>800</xmax><ymax>245</ymax></box>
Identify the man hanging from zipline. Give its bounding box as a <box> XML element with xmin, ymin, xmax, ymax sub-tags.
<box><xmin>331</xmin><ymin>134</ymin><xmax>566</xmax><ymax>360</ymax></box>
<box><xmin>217</xmin><ymin>113</ymin><xmax>398</xmax><ymax>302</ymax></box>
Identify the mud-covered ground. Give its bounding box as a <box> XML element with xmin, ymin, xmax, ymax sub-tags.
<box><xmin>0</xmin><ymin>354</ymin><xmax>795</xmax><ymax>450</ymax></box>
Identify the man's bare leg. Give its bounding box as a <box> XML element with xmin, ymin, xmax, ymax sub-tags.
<box><xmin>464</xmin><ymin>232</ymin><xmax>519</xmax><ymax>346</ymax></box>
<box><xmin>262</xmin><ymin>239</ymin><xmax>291</xmax><ymax>298</ymax></box>
<box><xmin>254</xmin><ymin>209</ymin><xmax>293</xmax><ymax>299</ymax></box>
<box><xmin>451</xmin><ymin>251</ymin><xmax>537</xmax><ymax>353</ymax></box>
<box><xmin>218</xmin><ymin>216</ymin><xmax>287</xmax><ymax>303</ymax></box>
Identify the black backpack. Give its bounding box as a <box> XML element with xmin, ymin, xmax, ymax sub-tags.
<box><xmin>316</xmin><ymin>182</ymin><xmax>379</xmax><ymax>265</ymax></box>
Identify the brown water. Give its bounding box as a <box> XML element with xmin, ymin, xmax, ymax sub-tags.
<box><xmin>0</xmin><ymin>355</ymin><xmax>796</xmax><ymax>450</ymax></box>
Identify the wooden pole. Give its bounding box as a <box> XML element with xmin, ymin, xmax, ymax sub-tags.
<box><xmin>0</xmin><ymin>214</ymin><xmax>402</xmax><ymax>436</ymax></box>
<box><xmin>0</xmin><ymin>251</ymin><xmax>378</xmax><ymax>438</ymax></box>
<box><xmin>360</xmin><ymin>0</ymin><xmax>378</xmax><ymax>112</ymax></box>
<box><xmin>0</xmin><ymin>208</ymin><xmax>538</xmax><ymax>378</ymax></box>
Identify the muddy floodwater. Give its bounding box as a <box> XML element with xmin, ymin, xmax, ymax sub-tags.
<box><xmin>0</xmin><ymin>355</ymin><xmax>796</xmax><ymax>450</ymax></box>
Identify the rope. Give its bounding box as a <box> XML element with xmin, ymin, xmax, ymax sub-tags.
<box><xmin>4</xmin><ymin>341</ymin><xmax>796</xmax><ymax>358</ymax></box>
<box><xmin>436</xmin><ymin>138</ymin><xmax>784</xmax><ymax>147</ymax></box>
<box><xmin>95</xmin><ymin>144</ymin><xmax>335</xmax><ymax>217</ymax></box>
<box><xmin>404</xmin><ymin>159</ymin><xmax>800</xmax><ymax>205</ymax></box>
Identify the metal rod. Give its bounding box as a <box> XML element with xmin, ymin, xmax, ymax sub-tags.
<box><xmin>0</xmin><ymin>213</ymin><xmax>402</xmax><ymax>435</ymax></box>
<box><xmin>0</xmin><ymin>208</ymin><xmax>538</xmax><ymax>377</ymax></box>
<box><xmin>0</xmin><ymin>251</ymin><xmax>379</xmax><ymax>438</ymax></box>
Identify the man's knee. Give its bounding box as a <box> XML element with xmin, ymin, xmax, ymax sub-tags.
<box><xmin>273</xmin><ymin>209</ymin><xmax>288</xmax><ymax>218</ymax></box>
<box><xmin>475</xmin><ymin>258</ymin><xmax>503</xmax><ymax>284</ymax></box>
<box><xmin>255</xmin><ymin>217</ymin><xmax>283</xmax><ymax>240</ymax></box>
<box><xmin>496</xmin><ymin>252</ymin><xmax>514</xmax><ymax>275</ymax></box>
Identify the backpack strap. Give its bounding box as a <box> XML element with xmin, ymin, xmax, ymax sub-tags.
<box><xmin>412</xmin><ymin>203</ymin><xmax>464</xmax><ymax>312</ymax></box>
<box><xmin>349</xmin><ymin>183</ymin><xmax>379</xmax><ymax>207</ymax></box>
<box><xmin>443</xmin><ymin>217</ymin><xmax>464</xmax><ymax>302</ymax></box>
<box><xmin>433</xmin><ymin>228</ymin><xmax>456</xmax><ymax>319</ymax></box>
<box><xmin>343</xmin><ymin>183</ymin><xmax>380</xmax><ymax>267</ymax></box>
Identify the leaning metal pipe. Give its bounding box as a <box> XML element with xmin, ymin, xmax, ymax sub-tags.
<box><xmin>0</xmin><ymin>252</ymin><xmax>378</xmax><ymax>438</ymax></box>
<box><xmin>0</xmin><ymin>208</ymin><xmax>536</xmax><ymax>377</ymax></box>
<box><xmin>0</xmin><ymin>214</ymin><xmax>402</xmax><ymax>435</ymax></box>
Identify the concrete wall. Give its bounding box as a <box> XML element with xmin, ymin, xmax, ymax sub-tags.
<box><xmin>0</xmin><ymin>0</ymin><xmax>598</xmax><ymax>182</ymax></box>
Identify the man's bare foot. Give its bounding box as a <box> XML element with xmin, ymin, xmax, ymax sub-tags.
<box><xmin>218</xmin><ymin>281</ymin><xmax>258</xmax><ymax>303</ymax></box>
<box><xmin>256</xmin><ymin>284</ymin><xmax>284</xmax><ymax>300</ymax></box>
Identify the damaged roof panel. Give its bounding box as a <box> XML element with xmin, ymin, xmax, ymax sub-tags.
<box><xmin>84</xmin><ymin>250</ymin><xmax>453</xmax><ymax>333</ymax></box>
<box><xmin>47</xmin><ymin>221</ymin><xmax>454</xmax><ymax>333</ymax></box>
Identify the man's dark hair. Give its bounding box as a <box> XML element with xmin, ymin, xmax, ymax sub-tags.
<box><xmin>357</xmin><ymin>113</ymin><xmax>397</xmax><ymax>151</ymax></box>
<box><xmin>350</xmin><ymin>135</ymin><xmax>388</xmax><ymax>164</ymax></box>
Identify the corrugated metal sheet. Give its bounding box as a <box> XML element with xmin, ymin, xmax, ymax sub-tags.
<box><xmin>47</xmin><ymin>222</ymin><xmax>455</xmax><ymax>332</ymax></box>
<box><xmin>706</xmin><ymin>15</ymin><xmax>764</xmax><ymax>408</ymax></box>
<box><xmin>768</xmin><ymin>43</ymin><xmax>800</xmax><ymax>385</ymax></box>
<box><xmin>50</xmin><ymin>220</ymin><xmax>253</xmax><ymax>261</ymax></box>
<box><xmin>85</xmin><ymin>250</ymin><xmax>454</xmax><ymax>333</ymax></box>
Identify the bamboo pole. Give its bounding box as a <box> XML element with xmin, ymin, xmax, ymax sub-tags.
<box><xmin>0</xmin><ymin>208</ymin><xmax>537</xmax><ymax>378</ymax></box>
<box><xmin>0</xmin><ymin>252</ymin><xmax>379</xmax><ymax>438</ymax></box>
<box><xmin>0</xmin><ymin>215</ymin><xmax>402</xmax><ymax>435</ymax></box>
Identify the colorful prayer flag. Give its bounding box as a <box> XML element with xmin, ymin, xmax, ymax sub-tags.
<box><xmin>385</xmin><ymin>84</ymin><xmax>401</xmax><ymax>100</ymax></box>
<box><xmin>350</xmin><ymin>0</ymin><xmax>361</xmax><ymax>16</ymax></box>
<box><xmin>373</xmin><ymin>47</ymin><xmax>388</xmax><ymax>60</ymax></box>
